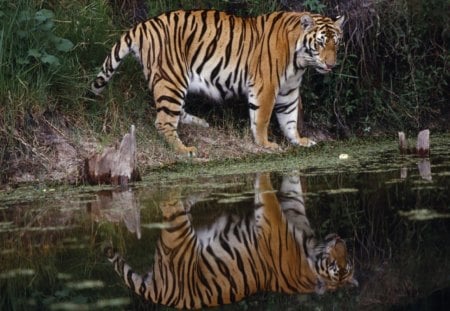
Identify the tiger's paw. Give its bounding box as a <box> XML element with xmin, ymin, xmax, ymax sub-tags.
<box><xmin>262</xmin><ymin>141</ymin><xmax>281</xmax><ymax>151</ymax></box>
<box><xmin>297</xmin><ymin>137</ymin><xmax>316</xmax><ymax>147</ymax></box>
<box><xmin>171</xmin><ymin>139</ymin><xmax>198</xmax><ymax>157</ymax></box>
<box><xmin>179</xmin><ymin>146</ymin><xmax>198</xmax><ymax>158</ymax></box>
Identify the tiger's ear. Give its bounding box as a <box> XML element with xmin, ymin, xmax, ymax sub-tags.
<box><xmin>300</xmin><ymin>14</ymin><xmax>315</xmax><ymax>31</ymax></box>
<box><xmin>334</xmin><ymin>15</ymin><xmax>345</xmax><ymax>30</ymax></box>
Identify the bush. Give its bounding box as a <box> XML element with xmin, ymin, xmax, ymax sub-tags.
<box><xmin>296</xmin><ymin>0</ymin><xmax>449</xmax><ymax>136</ymax></box>
<box><xmin>0</xmin><ymin>0</ymin><xmax>115</xmax><ymax>179</ymax></box>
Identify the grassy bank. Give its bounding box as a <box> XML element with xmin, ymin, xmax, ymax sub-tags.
<box><xmin>0</xmin><ymin>0</ymin><xmax>448</xmax><ymax>184</ymax></box>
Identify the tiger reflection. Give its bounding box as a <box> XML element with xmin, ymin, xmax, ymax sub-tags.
<box><xmin>105</xmin><ymin>172</ymin><xmax>357</xmax><ymax>309</ymax></box>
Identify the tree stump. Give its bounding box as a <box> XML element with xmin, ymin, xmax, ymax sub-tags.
<box><xmin>84</xmin><ymin>125</ymin><xmax>141</xmax><ymax>186</ymax></box>
<box><xmin>398</xmin><ymin>129</ymin><xmax>430</xmax><ymax>157</ymax></box>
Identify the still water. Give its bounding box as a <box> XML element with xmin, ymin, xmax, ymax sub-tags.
<box><xmin>1</xmin><ymin>137</ymin><xmax>449</xmax><ymax>310</ymax></box>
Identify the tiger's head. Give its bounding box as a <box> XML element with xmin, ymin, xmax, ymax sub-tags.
<box><xmin>312</xmin><ymin>233</ymin><xmax>358</xmax><ymax>294</ymax></box>
<box><xmin>296</xmin><ymin>13</ymin><xmax>345</xmax><ymax>74</ymax></box>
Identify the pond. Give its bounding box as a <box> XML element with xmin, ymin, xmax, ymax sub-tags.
<box><xmin>1</xmin><ymin>135</ymin><xmax>449</xmax><ymax>310</ymax></box>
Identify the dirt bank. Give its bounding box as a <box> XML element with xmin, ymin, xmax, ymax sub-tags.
<box><xmin>2</xmin><ymin>113</ymin><xmax>332</xmax><ymax>186</ymax></box>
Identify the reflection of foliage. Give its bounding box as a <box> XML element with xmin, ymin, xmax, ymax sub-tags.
<box><xmin>0</xmin><ymin>198</ymin><xmax>134</xmax><ymax>310</ymax></box>
<box><xmin>1</xmin><ymin>154</ymin><xmax>449</xmax><ymax>309</ymax></box>
<box><xmin>304</xmin><ymin>166</ymin><xmax>450</xmax><ymax>308</ymax></box>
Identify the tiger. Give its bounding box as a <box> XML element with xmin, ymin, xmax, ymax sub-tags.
<box><xmin>92</xmin><ymin>10</ymin><xmax>345</xmax><ymax>156</ymax></box>
<box><xmin>105</xmin><ymin>172</ymin><xmax>358</xmax><ymax>309</ymax></box>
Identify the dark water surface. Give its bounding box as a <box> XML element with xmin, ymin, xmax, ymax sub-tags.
<box><xmin>1</xmin><ymin>136</ymin><xmax>449</xmax><ymax>310</ymax></box>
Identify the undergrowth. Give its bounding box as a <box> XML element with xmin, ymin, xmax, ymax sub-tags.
<box><xmin>0</xmin><ymin>0</ymin><xmax>448</xmax><ymax>183</ymax></box>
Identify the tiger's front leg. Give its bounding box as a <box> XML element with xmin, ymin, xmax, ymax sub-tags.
<box><xmin>153</xmin><ymin>80</ymin><xmax>198</xmax><ymax>157</ymax></box>
<box><xmin>275</xmin><ymin>92</ymin><xmax>316</xmax><ymax>147</ymax></box>
<box><xmin>248</xmin><ymin>87</ymin><xmax>280</xmax><ymax>150</ymax></box>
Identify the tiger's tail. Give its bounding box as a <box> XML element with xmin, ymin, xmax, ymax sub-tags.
<box><xmin>105</xmin><ymin>246</ymin><xmax>151</xmax><ymax>298</ymax></box>
<box><xmin>91</xmin><ymin>31</ymin><xmax>138</xmax><ymax>95</ymax></box>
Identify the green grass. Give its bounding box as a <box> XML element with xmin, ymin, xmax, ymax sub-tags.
<box><xmin>0</xmin><ymin>0</ymin><xmax>448</xmax><ymax>183</ymax></box>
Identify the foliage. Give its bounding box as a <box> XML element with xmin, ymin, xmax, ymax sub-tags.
<box><xmin>0</xmin><ymin>0</ymin><xmax>448</xmax><ymax>182</ymax></box>
<box><xmin>299</xmin><ymin>0</ymin><xmax>449</xmax><ymax>136</ymax></box>
<box><xmin>302</xmin><ymin>0</ymin><xmax>326</xmax><ymax>12</ymax></box>
<box><xmin>16</xmin><ymin>8</ymin><xmax>74</xmax><ymax>66</ymax></box>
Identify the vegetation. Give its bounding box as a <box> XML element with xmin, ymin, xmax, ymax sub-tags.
<box><xmin>0</xmin><ymin>0</ymin><xmax>448</xmax><ymax>184</ymax></box>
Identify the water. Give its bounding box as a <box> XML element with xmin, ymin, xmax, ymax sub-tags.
<box><xmin>1</xmin><ymin>137</ymin><xmax>449</xmax><ymax>310</ymax></box>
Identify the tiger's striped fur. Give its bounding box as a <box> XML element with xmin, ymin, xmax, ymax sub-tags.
<box><xmin>105</xmin><ymin>173</ymin><xmax>357</xmax><ymax>309</ymax></box>
<box><xmin>92</xmin><ymin>10</ymin><xmax>344</xmax><ymax>156</ymax></box>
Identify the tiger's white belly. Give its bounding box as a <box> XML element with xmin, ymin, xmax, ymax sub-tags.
<box><xmin>188</xmin><ymin>72</ymin><xmax>238</xmax><ymax>100</ymax></box>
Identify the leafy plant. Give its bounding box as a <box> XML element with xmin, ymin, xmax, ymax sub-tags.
<box><xmin>16</xmin><ymin>9</ymin><xmax>74</xmax><ymax>67</ymax></box>
<box><xmin>302</xmin><ymin>0</ymin><xmax>326</xmax><ymax>13</ymax></box>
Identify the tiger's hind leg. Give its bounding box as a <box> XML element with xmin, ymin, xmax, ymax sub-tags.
<box><xmin>275</xmin><ymin>91</ymin><xmax>316</xmax><ymax>147</ymax></box>
<box><xmin>153</xmin><ymin>80</ymin><xmax>197</xmax><ymax>157</ymax></box>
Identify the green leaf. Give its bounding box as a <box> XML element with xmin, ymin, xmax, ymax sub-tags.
<box><xmin>27</xmin><ymin>49</ymin><xmax>42</xmax><ymax>58</ymax></box>
<box><xmin>18</xmin><ymin>10</ymin><xmax>32</xmax><ymax>22</ymax></box>
<box><xmin>54</xmin><ymin>38</ymin><xmax>74</xmax><ymax>52</ymax></box>
<box><xmin>35</xmin><ymin>9</ymin><xmax>54</xmax><ymax>23</ymax></box>
<box><xmin>38</xmin><ymin>20</ymin><xmax>54</xmax><ymax>31</ymax></box>
<box><xmin>40</xmin><ymin>53</ymin><xmax>60</xmax><ymax>66</ymax></box>
<box><xmin>17</xmin><ymin>30</ymin><xmax>28</xmax><ymax>38</ymax></box>
<box><xmin>17</xmin><ymin>57</ymin><xmax>30</xmax><ymax>65</ymax></box>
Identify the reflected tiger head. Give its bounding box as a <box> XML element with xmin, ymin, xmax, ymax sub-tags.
<box><xmin>313</xmin><ymin>233</ymin><xmax>358</xmax><ymax>293</ymax></box>
<box><xmin>296</xmin><ymin>14</ymin><xmax>345</xmax><ymax>74</ymax></box>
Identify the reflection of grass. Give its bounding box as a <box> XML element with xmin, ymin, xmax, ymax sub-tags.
<box><xmin>319</xmin><ymin>188</ymin><xmax>359</xmax><ymax>195</ymax></box>
<box><xmin>216</xmin><ymin>195</ymin><xmax>255</xmax><ymax>204</ymax></box>
<box><xmin>301</xmin><ymin>157</ymin><xmax>450</xmax><ymax>308</ymax></box>
<box><xmin>357</xmin><ymin>238</ymin><xmax>450</xmax><ymax>308</ymax></box>
<box><xmin>399</xmin><ymin>209</ymin><xmax>450</xmax><ymax>221</ymax></box>
<box><xmin>1</xmin><ymin>135</ymin><xmax>449</xmax><ymax>309</ymax></box>
<box><xmin>0</xmin><ymin>207</ymin><xmax>135</xmax><ymax>310</ymax></box>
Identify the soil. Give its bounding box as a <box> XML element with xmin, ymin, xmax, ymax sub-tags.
<box><xmin>2</xmin><ymin>114</ymin><xmax>334</xmax><ymax>186</ymax></box>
